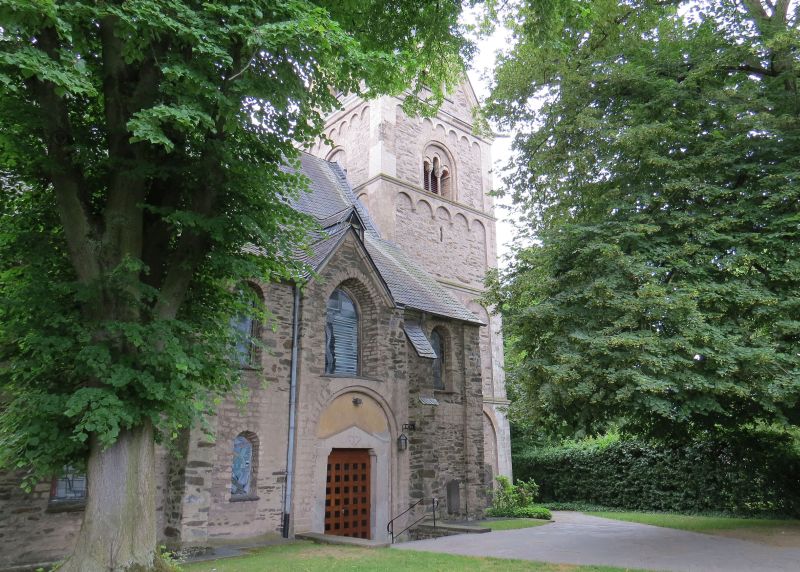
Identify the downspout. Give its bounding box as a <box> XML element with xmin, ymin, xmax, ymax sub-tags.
<box><xmin>282</xmin><ymin>284</ymin><xmax>301</xmax><ymax>538</ymax></box>
<box><xmin>462</xmin><ymin>324</ymin><xmax>471</xmax><ymax>518</ymax></box>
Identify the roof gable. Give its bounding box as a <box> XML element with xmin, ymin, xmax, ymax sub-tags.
<box><xmin>290</xmin><ymin>153</ymin><xmax>482</xmax><ymax>326</ymax></box>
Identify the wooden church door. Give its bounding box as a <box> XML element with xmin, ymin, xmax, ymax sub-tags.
<box><xmin>325</xmin><ymin>449</ymin><xmax>371</xmax><ymax>539</ymax></box>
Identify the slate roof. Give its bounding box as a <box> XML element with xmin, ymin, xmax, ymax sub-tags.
<box><xmin>288</xmin><ymin>153</ymin><xmax>483</xmax><ymax>326</ymax></box>
<box><xmin>403</xmin><ymin>323</ymin><xmax>437</xmax><ymax>359</ymax></box>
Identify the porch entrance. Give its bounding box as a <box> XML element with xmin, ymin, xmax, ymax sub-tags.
<box><xmin>324</xmin><ymin>448</ymin><xmax>371</xmax><ymax>539</ymax></box>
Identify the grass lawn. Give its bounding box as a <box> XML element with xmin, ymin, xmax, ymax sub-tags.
<box><xmin>181</xmin><ymin>540</ymin><xmax>640</xmax><ymax>572</ymax></box>
<box><xmin>585</xmin><ymin>511</ymin><xmax>799</xmax><ymax>532</ymax></box>
<box><xmin>484</xmin><ymin>518</ymin><xmax>552</xmax><ymax>531</ymax></box>
<box><xmin>585</xmin><ymin>511</ymin><xmax>800</xmax><ymax>547</ymax></box>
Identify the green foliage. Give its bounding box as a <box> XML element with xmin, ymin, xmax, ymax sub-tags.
<box><xmin>487</xmin><ymin>475</ymin><xmax>551</xmax><ymax>519</ymax></box>
<box><xmin>515</xmin><ymin>434</ymin><xmax>800</xmax><ymax>516</ymax></box>
<box><xmin>486</xmin><ymin>505</ymin><xmax>552</xmax><ymax>520</ymax></box>
<box><xmin>485</xmin><ymin>0</ymin><xmax>800</xmax><ymax>439</ymax></box>
<box><xmin>0</xmin><ymin>0</ymin><xmax>473</xmax><ymax>487</ymax></box>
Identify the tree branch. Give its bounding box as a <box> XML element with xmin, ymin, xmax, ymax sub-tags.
<box><xmin>729</xmin><ymin>63</ymin><xmax>777</xmax><ymax>77</ymax></box>
<box><xmin>741</xmin><ymin>0</ymin><xmax>770</xmax><ymax>21</ymax></box>
<box><xmin>32</xmin><ymin>27</ymin><xmax>101</xmax><ymax>283</ymax></box>
<box><xmin>141</xmin><ymin>170</ymin><xmax>183</xmax><ymax>290</ymax></box>
<box><xmin>774</xmin><ymin>0</ymin><xmax>791</xmax><ymax>22</ymax></box>
<box><xmin>99</xmin><ymin>15</ymin><xmax>162</xmax><ymax>266</ymax></box>
<box><xmin>152</xmin><ymin>184</ymin><xmax>218</xmax><ymax>320</ymax></box>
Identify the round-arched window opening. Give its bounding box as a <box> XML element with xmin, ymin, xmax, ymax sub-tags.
<box><xmin>231</xmin><ymin>432</ymin><xmax>257</xmax><ymax>498</ymax></box>
<box><xmin>230</xmin><ymin>284</ymin><xmax>262</xmax><ymax>368</ymax></box>
<box><xmin>422</xmin><ymin>145</ymin><xmax>454</xmax><ymax>199</ymax></box>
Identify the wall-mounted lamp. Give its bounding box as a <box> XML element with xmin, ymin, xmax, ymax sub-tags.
<box><xmin>402</xmin><ymin>422</ymin><xmax>416</xmax><ymax>431</ymax></box>
<box><xmin>352</xmin><ymin>397</ymin><xmax>362</xmax><ymax>406</ymax></box>
<box><xmin>397</xmin><ymin>433</ymin><xmax>408</xmax><ymax>451</ymax></box>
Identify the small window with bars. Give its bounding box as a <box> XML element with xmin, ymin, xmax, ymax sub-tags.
<box><xmin>50</xmin><ymin>466</ymin><xmax>87</xmax><ymax>503</ymax></box>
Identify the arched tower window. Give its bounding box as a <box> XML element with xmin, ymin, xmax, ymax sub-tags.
<box><xmin>423</xmin><ymin>145</ymin><xmax>453</xmax><ymax>200</ymax></box>
<box><xmin>231</xmin><ymin>431</ymin><xmax>258</xmax><ymax>498</ymax></box>
<box><xmin>431</xmin><ymin>328</ymin><xmax>445</xmax><ymax>390</ymax></box>
<box><xmin>325</xmin><ymin>288</ymin><xmax>359</xmax><ymax>375</ymax></box>
<box><xmin>230</xmin><ymin>284</ymin><xmax>261</xmax><ymax>368</ymax></box>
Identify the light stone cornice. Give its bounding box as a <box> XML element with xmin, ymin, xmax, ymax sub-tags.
<box><xmin>353</xmin><ymin>173</ymin><xmax>497</xmax><ymax>222</ymax></box>
<box><xmin>437</xmin><ymin>278</ymin><xmax>486</xmax><ymax>296</ymax></box>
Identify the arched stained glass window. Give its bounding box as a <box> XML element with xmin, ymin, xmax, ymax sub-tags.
<box><xmin>431</xmin><ymin>329</ymin><xmax>444</xmax><ymax>390</ymax></box>
<box><xmin>231</xmin><ymin>434</ymin><xmax>254</xmax><ymax>497</ymax></box>
<box><xmin>325</xmin><ymin>288</ymin><xmax>359</xmax><ymax>375</ymax></box>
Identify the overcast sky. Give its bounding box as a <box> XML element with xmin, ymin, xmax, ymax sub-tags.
<box><xmin>465</xmin><ymin>19</ymin><xmax>517</xmax><ymax>268</ymax></box>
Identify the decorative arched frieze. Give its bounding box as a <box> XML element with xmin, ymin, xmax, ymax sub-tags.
<box><xmin>416</xmin><ymin>199</ymin><xmax>434</xmax><ymax>220</ymax></box>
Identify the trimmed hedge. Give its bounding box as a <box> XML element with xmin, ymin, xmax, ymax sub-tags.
<box><xmin>486</xmin><ymin>505</ymin><xmax>552</xmax><ymax>519</ymax></box>
<box><xmin>514</xmin><ymin>436</ymin><xmax>800</xmax><ymax>516</ymax></box>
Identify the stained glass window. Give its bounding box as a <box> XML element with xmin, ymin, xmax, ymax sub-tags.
<box><xmin>325</xmin><ymin>289</ymin><xmax>358</xmax><ymax>375</ymax></box>
<box><xmin>231</xmin><ymin>434</ymin><xmax>254</xmax><ymax>496</ymax></box>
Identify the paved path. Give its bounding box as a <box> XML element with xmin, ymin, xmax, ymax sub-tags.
<box><xmin>392</xmin><ymin>511</ymin><xmax>800</xmax><ymax>571</ymax></box>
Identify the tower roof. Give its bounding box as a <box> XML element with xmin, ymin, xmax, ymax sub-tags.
<box><xmin>289</xmin><ymin>153</ymin><xmax>483</xmax><ymax>325</ymax></box>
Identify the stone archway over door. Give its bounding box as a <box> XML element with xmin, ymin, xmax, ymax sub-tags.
<box><xmin>312</xmin><ymin>391</ymin><xmax>393</xmax><ymax>543</ymax></box>
<box><xmin>325</xmin><ymin>449</ymin><xmax>371</xmax><ymax>539</ymax></box>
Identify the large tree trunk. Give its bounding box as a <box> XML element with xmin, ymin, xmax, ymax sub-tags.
<box><xmin>60</xmin><ymin>421</ymin><xmax>158</xmax><ymax>572</ymax></box>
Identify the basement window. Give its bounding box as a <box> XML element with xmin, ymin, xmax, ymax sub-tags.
<box><xmin>47</xmin><ymin>466</ymin><xmax>87</xmax><ymax>512</ymax></box>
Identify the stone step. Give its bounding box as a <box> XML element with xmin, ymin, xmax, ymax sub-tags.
<box><xmin>407</xmin><ymin>520</ymin><xmax>491</xmax><ymax>541</ymax></box>
<box><xmin>295</xmin><ymin>532</ymin><xmax>390</xmax><ymax>548</ymax></box>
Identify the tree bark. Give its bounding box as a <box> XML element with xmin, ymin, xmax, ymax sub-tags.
<box><xmin>59</xmin><ymin>422</ymin><xmax>158</xmax><ymax>572</ymax></box>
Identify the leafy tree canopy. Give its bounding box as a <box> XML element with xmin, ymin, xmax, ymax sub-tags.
<box><xmin>0</xmin><ymin>2</ymin><xmax>474</xmax><ymax>569</ymax></box>
<box><xmin>485</xmin><ymin>0</ymin><xmax>800</xmax><ymax>440</ymax></box>
<box><xmin>0</xmin><ymin>0</ymin><xmax>473</xmax><ymax>480</ymax></box>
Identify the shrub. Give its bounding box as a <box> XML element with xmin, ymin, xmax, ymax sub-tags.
<box><xmin>514</xmin><ymin>433</ymin><xmax>800</xmax><ymax>517</ymax></box>
<box><xmin>487</xmin><ymin>475</ymin><xmax>551</xmax><ymax>519</ymax></box>
<box><xmin>486</xmin><ymin>505</ymin><xmax>552</xmax><ymax>519</ymax></box>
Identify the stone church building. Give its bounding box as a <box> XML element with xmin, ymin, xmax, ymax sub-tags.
<box><xmin>0</xmin><ymin>79</ymin><xmax>511</xmax><ymax>569</ymax></box>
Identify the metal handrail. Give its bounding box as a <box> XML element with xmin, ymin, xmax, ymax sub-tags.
<box><xmin>386</xmin><ymin>497</ymin><xmax>439</xmax><ymax>543</ymax></box>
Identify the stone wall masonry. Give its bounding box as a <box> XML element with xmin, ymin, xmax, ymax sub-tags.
<box><xmin>287</xmin><ymin>235</ymin><xmax>411</xmax><ymax>540</ymax></box>
<box><xmin>201</xmin><ymin>280</ymin><xmax>295</xmax><ymax>543</ymax></box>
<box><xmin>0</xmin><ymin>448</ymin><xmax>174</xmax><ymax>569</ymax></box>
<box><xmin>312</xmin><ymin>103</ymin><xmax>372</xmax><ymax>189</ymax></box>
<box><xmin>450</xmin><ymin>287</ymin><xmax>513</xmax><ymax>480</ymax></box>
<box><xmin>0</xmin><ymin>471</ymin><xmax>83</xmax><ymax>569</ymax></box>
<box><xmin>466</xmin><ymin>301</ymin><xmax>494</xmax><ymax>399</ymax></box>
<box><xmin>394</xmin><ymin>192</ymin><xmax>487</xmax><ymax>289</ymax></box>
<box><xmin>393</xmin><ymin>108</ymin><xmax>485</xmax><ymax>211</ymax></box>
<box><xmin>406</xmin><ymin>315</ymin><xmax>487</xmax><ymax>521</ymax></box>
<box><xmin>0</xmin><ymin>429</ymin><xmax>174</xmax><ymax>568</ymax></box>
<box><xmin>438</xmin><ymin>82</ymin><xmax>478</xmax><ymax>126</ymax></box>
